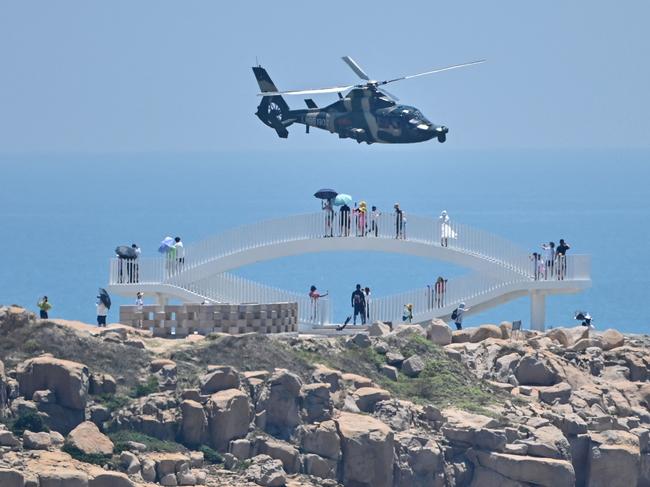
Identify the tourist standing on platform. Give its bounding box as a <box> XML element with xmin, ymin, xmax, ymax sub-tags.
<box><xmin>556</xmin><ymin>239</ymin><xmax>570</xmax><ymax>280</ymax></box>
<box><xmin>364</xmin><ymin>287</ymin><xmax>371</xmax><ymax>321</ymax></box>
<box><xmin>37</xmin><ymin>296</ymin><xmax>51</xmax><ymax>319</ymax></box>
<box><xmin>541</xmin><ymin>242</ymin><xmax>555</xmax><ymax>279</ymax></box>
<box><xmin>435</xmin><ymin>276</ymin><xmax>447</xmax><ymax>308</ymax></box>
<box><xmin>358</xmin><ymin>201</ymin><xmax>367</xmax><ymax>236</ymax></box>
<box><xmin>351</xmin><ymin>284</ymin><xmax>366</xmax><ymax>325</ymax></box>
<box><xmin>340</xmin><ymin>204</ymin><xmax>351</xmax><ymax>237</ymax></box>
<box><xmin>128</xmin><ymin>243</ymin><xmax>141</xmax><ymax>283</ymax></box>
<box><xmin>309</xmin><ymin>285</ymin><xmax>328</xmax><ymax>322</ymax></box>
<box><xmin>174</xmin><ymin>237</ymin><xmax>185</xmax><ymax>270</ymax></box>
<box><xmin>371</xmin><ymin>206</ymin><xmax>381</xmax><ymax>237</ymax></box>
<box><xmin>135</xmin><ymin>292</ymin><xmax>144</xmax><ymax>328</ymax></box>
<box><xmin>439</xmin><ymin>210</ymin><xmax>457</xmax><ymax>247</ymax></box>
<box><xmin>323</xmin><ymin>198</ymin><xmax>334</xmax><ymax>237</ymax></box>
<box><xmin>451</xmin><ymin>302</ymin><xmax>470</xmax><ymax>330</ymax></box>
<box><xmin>394</xmin><ymin>203</ymin><xmax>404</xmax><ymax>239</ymax></box>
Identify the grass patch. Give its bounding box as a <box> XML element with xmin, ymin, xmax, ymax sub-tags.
<box><xmin>131</xmin><ymin>376</ymin><xmax>159</xmax><ymax>398</ymax></box>
<box><xmin>110</xmin><ymin>430</ymin><xmax>186</xmax><ymax>453</ymax></box>
<box><xmin>9</xmin><ymin>411</ymin><xmax>50</xmax><ymax>436</ymax></box>
<box><xmin>199</xmin><ymin>445</ymin><xmax>223</xmax><ymax>464</ymax></box>
<box><xmin>97</xmin><ymin>393</ymin><xmax>131</xmax><ymax>413</ymax></box>
<box><xmin>23</xmin><ymin>339</ymin><xmax>41</xmax><ymax>353</ymax></box>
<box><xmin>62</xmin><ymin>444</ymin><xmax>112</xmax><ymax>466</ymax></box>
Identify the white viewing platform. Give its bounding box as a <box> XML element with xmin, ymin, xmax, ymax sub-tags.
<box><xmin>107</xmin><ymin>212</ymin><xmax>591</xmax><ymax>331</ymax></box>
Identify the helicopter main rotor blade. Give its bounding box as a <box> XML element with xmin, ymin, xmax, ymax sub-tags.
<box><xmin>379</xmin><ymin>59</ymin><xmax>486</xmax><ymax>86</ymax></box>
<box><xmin>341</xmin><ymin>56</ymin><xmax>371</xmax><ymax>81</ymax></box>
<box><xmin>258</xmin><ymin>85</ymin><xmax>354</xmax><ymax>97</ymax></box>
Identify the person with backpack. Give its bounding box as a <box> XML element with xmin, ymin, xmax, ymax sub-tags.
<box><xmin>351</xmin><ymin>284</ymin><xmax>366</xmax><ymax>325</ymax></box>
<box><xmin>451</xmin><ymin>302</ymin><xmax>470</xmax><ymax>330</ymax></box>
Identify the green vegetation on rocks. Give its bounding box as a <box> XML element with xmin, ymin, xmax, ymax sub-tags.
<box><xmin>109</xmin><ymin>430</ymin><xmax>186</xmax><ymax>453</ymax></box>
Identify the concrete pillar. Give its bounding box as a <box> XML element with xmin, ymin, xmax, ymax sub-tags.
<box><xmin>530</xmin><ymin>291</ymin><xmax>546</xmax><ymax>331</ymax></box>
<box><xmin>156</xmin><ymin>293</ymin><xmax>168</xmax><ymax>307</ymax></box>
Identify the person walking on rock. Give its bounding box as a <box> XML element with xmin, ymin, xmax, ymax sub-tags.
<box><xmin>37</xmin><ymin>296</ymin><xmax>52</xmax><ymax>319</ymax></box>
<box><xmin>351</xmin><ymin>284</ymin><xmax>367</xmax><ymax>325</ymax></box>
<box><xmin>451</xmin><ymin>302</ymin><xmax>470</xmax><ymax>330</ymax></box>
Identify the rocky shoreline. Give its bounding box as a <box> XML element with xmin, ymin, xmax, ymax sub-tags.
<box><xmin>0</xmin><ymin>304</ymin><xmax>649</xmax><ymax>486</ymax></box>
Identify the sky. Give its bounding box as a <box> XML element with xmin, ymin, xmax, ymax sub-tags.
<box><xmin>0</xmin><ymin>1</ymin><xmax>649</xmax><ymax>154</ymax></box>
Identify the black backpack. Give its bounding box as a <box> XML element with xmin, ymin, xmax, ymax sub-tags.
<box><xmin>451</xmin><ymin>308</ymin><xmax>458</xmax><ymax>321</ymax></box>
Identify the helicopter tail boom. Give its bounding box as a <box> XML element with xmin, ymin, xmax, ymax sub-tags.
<box><xmin>253</xmin><ymin>66</ymin><xmax>293</xmax><ymax>138</ymax></box>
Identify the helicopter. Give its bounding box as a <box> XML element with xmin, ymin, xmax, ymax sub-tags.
<box><xmin>252</xmin><ymin>56</ymin><xmax>484</xmax><ymax>145</ymax></box>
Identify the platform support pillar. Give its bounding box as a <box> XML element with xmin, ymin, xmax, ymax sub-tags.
<box><xmin>156</xmin><ymin>293</ymin><xmax>168</xmax><ymax>307</ymax></box>
<box><xmin>530</xmin><ymin>291</ymin><xmax>546</xmax><ymax>331</ymax></box>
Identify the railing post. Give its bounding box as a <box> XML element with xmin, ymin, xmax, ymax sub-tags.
<box><xmin>530</xmin><ymin>291</ymin><xmax>546</xmax><ymax>331</ymax></box>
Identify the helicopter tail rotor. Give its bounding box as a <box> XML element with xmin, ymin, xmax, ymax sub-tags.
<box><xmin>253</xmin><ymin>66</ymin><xmax>294</xmax><ymax>138</ymax></box>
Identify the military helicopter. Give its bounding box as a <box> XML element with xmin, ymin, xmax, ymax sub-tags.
<box><xmin>252</xmin><ymin>56</ymin><xmax>484</xmax><ymax>145</ymax></box>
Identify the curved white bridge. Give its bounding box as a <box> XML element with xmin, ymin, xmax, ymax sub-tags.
<box><xmin>107</xmin><ymin>212</ymin><xmax>591</xmax><ymax>330</ymax></box>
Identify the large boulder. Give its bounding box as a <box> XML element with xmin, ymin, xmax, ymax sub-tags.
<box><xmin>538</xmin><ymin>382</ymin><xmax>572</xmax><ymax>405</ymax></box>
<box><xmin>38</xmin><ymin>469</ymin><xmax>89</xmax><ymax>487</ymax></box>
<box><xmin>299</xmin><ymin>420</ymin><xmax>341</xmax><ymax>460</ymax></box>
<box><xmin>180</xmin><ymin>399</ymin><xmax>208</xmax><ymax>446</ymax></box>
<box><xmin>66</xmin><ymin>421</ymin><xmax>114</xmax><ymax>456</ymax></box>
<box><xmin>368</xmin><ymin>322</ymin><xmax>391</xmax><ymax>337</ymax></box>
<box><xmin>402</xmin><ymin>355</ymin><xmax>425</xmax><ymax>378</ymax></box>
<box><xmin>337</xmin><ymin>412</ymin><xmax>394</xmax><ymax>487</ymax></box>
<box><xmin>570</xmin><ymin>337</ymin><xmax>604</xmax><ymax>352</ymax></box>
<box><xmin>255</xmin><ymin>438</ymin><xmax>301</xmax><ymax>474</ymax></box>
<box><xmin>470</xmin><ymin>324</ymin><xmax>503</xmax><ymax>343</ymax></box>
<box><xmin>0</xmin><ymin>469</ymin><xmax>24</xmax><ymax>487</ymax></box>
<box><xmin>300</xmin><ymin>383</ymin><xmax>332</xmax><ymax>423</ymax></box>
<box><xmin>546</xmin><ymin>326</ymin><xmax>589</xmax><ymax>347</ymax></box>
<box><xmin>257</xmin><ymin>369</ymin><xmax>302</xmax><ymax>438</ymax></box>
<box><xmin>353</xmin><ymin>387</ymin><xmax>391</xmax><ymax>412</ymax></box>
<box><xmin>472</xmin><ymin>451</ymin><xmax>575</xmax><ymax>487</ymax></box>
<box><xmin>601</xmin><ymin>329</ymin><xmax>625</xmax><ymax>350</ymax></box>
<box><xmin>17</xmin><ymin>356</ymin><xmax>89</xmax><ymax>410</ymax></box>
<box><xmin>426</xmin><ymin>319</ymin><xmax>452</xmax><ymax>345</ymax></box>
<box><xmin>311</xmin><ymin>365</ymin><xmax>342</xmax><ymax>393</ymax></box>
<box><xmin>514</xmin><ymin>355</ymin><xmax>558</xmax><ymax>386</ymax></box>
<box><xmin>200</xmin><ymin>366</ymin><xmax>240</xmax><ymax>395</ymax></box>
<box><xmin>89</xmin><ymin>472</ymin><xmax>134</xmax><ymax>487</ymax></box>
<box><xmin>245</xmin><ymin>454</ymin><xmax>286</xmax><ymax>487</ymax></box>
<box><xmin>206</xmin><ymin>389</ymin><xmax>250</xmax><ymax>450</ymax></box>
<box><xmin>587</xmin><ymin>430</ymin><xmax>640</xmax><ymax>487</ymax></box>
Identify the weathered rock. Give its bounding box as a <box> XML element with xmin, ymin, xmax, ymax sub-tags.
<box><xmin>141</xmin><ymin>459</ymin><xmax>157</xmax><ymax>482</ymax></box>
<box><xmin>299</xmin><ymin>420</ymin><xmax>341</xmax><ymax>460</ymax></box>
<box><xmin>391</xmin><ymin>324</ymin><xmax>426</xmax><ymax>338</ymax></box>
<box><xmin>499</xmin><ymin>321</ymin><xmax>513</xmax><ymax>339</ymax></box>
<box><xmin>452</xmin><ymin>328</ymin><xmax>474</xmax><ymax>343</ymax></box>
<box><xmin>120</xmin><ymin>451</ymin><xmax>141</xmax><ymax>475</ymax></box>
<box><xmin>341</xmin><ymin>373</ymin><xmax>374</xmax><ymax>389</ymax></box>
<box><xmin>229</xmin><ymin>438</ymin><xmax>252</xmax><ymax>460</ymax></box>
<box><xmin>311</xmin><ymin>365</ymin><xmax>342</xmax><ymax>393</ymax></box>
<box><xmin>471</xmin><ymin>324</ymin><xmax>503</xmax><ymax>343</ymax></box>
<box><xmin>257</xmin><ymin>369</ymin><xmax>301</xmax><ymax>438</ymax></box>
<box><xmin>401</xmin><ymin>355</ymin><xmax>425</xmax><ymax>377</ymax></box>
<box><xmin>368</xmin><ymin>322</ymin><xmax>391</xmax><ymax>337</ymax></box>
<box><xmin>547</xmin><ymin>326</ymin><xmax>588</xmax><ymax>347</ymax></box>
<box><xmin>245</xmin><ymin>454</ymin><xmax>286</xmax><ymax>487</ymax></box>
<box><xmin>570</xmin><ymin>337</ymin><xmax>605</xmax><ymax>352</ymax></box>
<box><xmin>0</xmin><ymin>469</ymin><xmax>24</xmax><ymax>487</ymax></box>
<box><xmin>601</xmin><ymin>328</ymin><xmax>625</xmax><ymax>350</ymax></box>
<box><xmin>66</xmin><ymin>421</ymin><xmax>114</xmax><ymax>455</ymax></box>
<box><xmin>256</xmin><ymin>437</ymin><xmax>301</xmax><ymax>474</ymax></box>
<box><xmin>426</xmin><ymin>319</ymin><xmax>452</xmax><ymax>345</ymax></box>
<box><xmin>514</xmin><ymin>355</ymin><xmax>558</xmax><ymax>386</ymax></box>
<box><xmin>349</xmin><ymin>333</ymin><xmax>371</xmax><ymax>348</ymax></box>
<box><xmin>300</xmin><ymin>383</ymin><xmax>332</xmax><ymax>423</ymax></box>
<box><xmin>396</xmin><ymin>433</ymin><xmax>442</xmax><ymax>476</ymax></box>
<box><xmin>17</xmin><ymin>356</ymin><xmax>89</xmax><ymax>410</ymax></box>
<box><xmin>206</xmin><ymin>389</ymin><xmax>250</xmax><ymax>450</ymax></box>
<box><xmin>89</xmin><ymin>374</ymin><xmax>116</xmax><ymax>395</ymax></box>
<box><xmin>538</xmin><ymin>382</ymin><xmax>572</xmax><ymax>404</ymax></box>
<box><xmin>89</xmin><ymin>472</ymin><xmax>134</xmax><ymax>487</ymax></box>
<box><xmin>180</xmin><ymin>399</ymin><xmax>208</xmax><ymax>446</ymax></box>
<box><xmin>380</xmin><ymin>365</ymin><xmax>399</xmax><ymax>381</ymax></box>
<box><xmin>89</xmin><ymin>405</ymin><xmax>111</xmax><ymax>426</ymax></box>
<box><xmin>587</xmin><ymin>430</ymin><xmax>640</xmax><ymax>487</ymax></box>
<box><xmin>200</xmin><ymin>366</ymin><xmax>240</xmax><ymax>395</ymax></box>
<box><xmin>39</xmin><ymin>470</ymin><xmax>89</xmax><ymax>487</ymax></box>
<box><xmin>303</xmin><ymin>453</ymin><xmax>337</xmax><ymax>479</ymax></box>
<box><xmin>472</xmin><ymin>450</ymin><xmax>575</xmax><ymax>487</ymax></box>
<box><xmin>353</xmin><ymin>387</ymin><xmax>391</xmax><ymax>412</ymax></box>
<box><xmin>0</xmin><ymin>428</ymin><xmax>20</xmax><ymax>447</ymax></box>
<box><xmin>337</xmin><ymin>412</ymin><xmax>394</xmax><ymax>487</ymax></box>
<box><xmin>385</xmin><ymin>352</ymin><xmax>405</xmax><ymax>367</ymax></box>
<box><xmin>23</xmin><ymin>430</ymin><xmax>51</xmax><ymax>450</ymax></box>
<box><xmin>474</xmin><ymin>429</ymin><xmax>507</xmax><ymax>452</ymax></box>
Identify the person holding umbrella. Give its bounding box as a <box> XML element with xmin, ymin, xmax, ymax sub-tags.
<box><xmin>314</xmin><ymin>189</ymin><xmax>337</xmax><ymax>237</ymax></box>
<box><xmin>334</xmin><ymin>194</ymin><xmax>353</xmax><ymax>237</ymax></box>
<box><xmin>115</xmin><ymin>244</ymin><xmax>139</xmax><ymax>283</ymax></box>
<box><xmin>96</xmin><ymin>288</ymin><xmax>111</xmax><ymax>327</ymax></box>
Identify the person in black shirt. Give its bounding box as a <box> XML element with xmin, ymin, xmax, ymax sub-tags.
<box><xmin>351</xmin><ymin>284</ymin><xmax>366</xmax><ymax>325</ymax></box>
<box><xmin>556</xmin><ymin>239</ymin><xmax>570</xmax><ymax>280</ymax></box>
<box><xmin>340</xmin><ymin>204</ymin><xmax>351</xmax><ymax>237</ymax></box>
<box><xmin>394</xmin><ymin>203</ymin><xmax>404</xmax><ymax>239</ymax></box>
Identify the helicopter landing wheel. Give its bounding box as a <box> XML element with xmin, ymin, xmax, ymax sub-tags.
<box><xmin>437</xmin><ymin>134</ymin><xmax>446</xmax><ymax>143</ymax></box>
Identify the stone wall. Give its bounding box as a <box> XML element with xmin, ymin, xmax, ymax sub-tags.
<box><xmin>119</xmin><ymin>303</ymin><xmax>298</xmax><ymax>337</ymax></box>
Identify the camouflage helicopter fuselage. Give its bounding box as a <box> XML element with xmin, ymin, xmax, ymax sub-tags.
<box><xmin>253</xmin><ymin>66</ymin><xmax>448</xmax><ymax>145</ymax></box>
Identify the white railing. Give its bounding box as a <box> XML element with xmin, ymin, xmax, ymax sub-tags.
<box><xmin>184</xmin><ymin>273</ymin><xmax>332</xmax><ymax>326</ymax></box>
<box><xmin>109</xmin><ymin>212</ymin><xmax>542</xmax><ymax>285</ymax></box>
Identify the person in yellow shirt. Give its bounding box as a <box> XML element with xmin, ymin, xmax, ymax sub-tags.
<box><xmin>37</xmin><ymin>296</ymin><xmax>52</xmax><ymax>319</ymax></box>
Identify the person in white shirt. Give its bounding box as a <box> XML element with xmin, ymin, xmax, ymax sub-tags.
<box><xmin>371</xmin><ymin>206</ymin><xmax>381</xmax><ymax>237</ymax></box>
<box><xmin>96</xmin><ymin>300</ymin><xmax>108</xmax><ymax>327</ymax></box>
<box><xmin>541</xmin><ymin>242</ymin><xmax>555</xmax><ymax>279</ymax></box>
<box><xmin>135</xmin><ymin>292</ymin><xmax>144</xmax><ymax>328</ymax></box>
<box><xmin>174</xmin><ymin>237</ymin><xmax>185</xmax><ymax>270</ymax></box>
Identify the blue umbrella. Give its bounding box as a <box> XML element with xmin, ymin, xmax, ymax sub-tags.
<box><xmin>314</xmin><ymin>188</ymin><xmax>338</xmax><ymax>200</ymax></box>
<box><xmin>334</xmin><ymin>194</ymin><xmax>353</xmax><ymax>207</ymax></box>
<box><xmin>158</xmin><ymin>236</ymin><xmax>175</xmax><ymax>253</ymax></box>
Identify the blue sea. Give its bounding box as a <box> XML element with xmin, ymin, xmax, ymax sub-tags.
<box><xmin>0</xmin><ymin>149</ymin><xmax>648</xmax><ymax>333</ymax></box>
